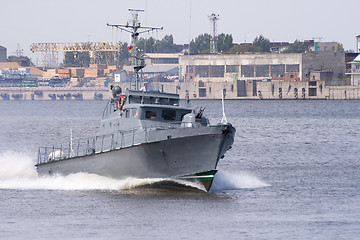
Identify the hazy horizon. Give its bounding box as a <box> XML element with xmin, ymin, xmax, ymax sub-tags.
<box><xmin>1</xmin><ymin>0</ymin><xmax>359</xmax><ymax>64</ymax></box>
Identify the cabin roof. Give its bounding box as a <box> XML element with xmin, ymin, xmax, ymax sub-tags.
<box><xmin>127</xmin><ymin>90</ymin><xmax>179</xmax><ymax>99</ymax></box>
<box><xmin>124</xmin><ymin>103</ymin><xmax>191</xmax><ymax>111</ymax></box>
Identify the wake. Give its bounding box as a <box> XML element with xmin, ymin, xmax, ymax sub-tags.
<box><xmin>210</xmin><ymin>170</ymin><xmax>270</xmax><ymax>191</ymax></box>
<box><xmin>0</xmin><ymin>151</ymin><xmax>269</xmax><ymax>192</ymax></box>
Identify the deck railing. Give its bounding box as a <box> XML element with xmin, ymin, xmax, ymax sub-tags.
<box><xmin>37</xmin><ymin>122</ymin><xmax>199</xmax><ymax>165</ymax></box>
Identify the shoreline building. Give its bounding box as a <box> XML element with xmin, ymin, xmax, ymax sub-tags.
<box><xmin>0</xmin><ymin>45</ymin><xmax>7</xmax><ymax>62</ymax></box>
<box><xmin>347</xmin><ymin>55</ymin><xmax>360</xmax><ymax>86</ymax></box>
<box><xmin>179</xmin><ymin>52</ymin><xmax>345</xmax><ymax>83</ymax></box>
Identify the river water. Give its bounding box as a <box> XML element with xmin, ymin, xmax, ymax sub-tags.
<box><xmin>0</xmin><ymin>100</ymin><xmax>359</xmax><ymax>239</ymax></box>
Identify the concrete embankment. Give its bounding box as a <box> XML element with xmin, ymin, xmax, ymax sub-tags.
<box><xmin>0</xmin><ymin>87</ymin><xmax>110</xmax><ymax>101</ymax></box>
<box><xmin>1</xmin><ymin>80</ymin><xmax>360</xmax><ymax>101</ymax></box>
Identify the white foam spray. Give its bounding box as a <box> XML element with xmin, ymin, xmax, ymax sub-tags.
<box><xmin>0</xmin><ymin>151</ymin><xmax>38</xmax><ymax>180</ymax></box>
<box><xmin>0</xmin><ymin>151</ymin><xmax>204</xmax><ymax>191</ymax></box>
<box><xmin>0</xmin><ymin>151</ymin><xmax>269</xmax><ymax>192</ymax></box>
<box><xmin>210</xmin><ymin>170</ymin><xmax>270</xmax><ymax>191</ymax></box>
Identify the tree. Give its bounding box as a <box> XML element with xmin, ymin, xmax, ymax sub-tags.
<box><xmin>216</xmin><ymin>33</ymin><xmax>233</xmax><ymax>53</ymax></box>
<box><xmin>63</xmin><ymin>52</ymin><xmax>90</xmax><ymax>67</ymax></box>
<box><xmin>253</xmin><ymin>35</ymin><xmax>271</xmax><ymax>53</ymax></box>
<box><xmin>337</xmin><ymin>43</ymin><xmax>344</xmax><ymax>52</ymax></box>
<box><xmin>137</xmin><ymin>37</ymin><xmax>156</xmax><ymax>53</ymax></box>
<box><xmin>282</xmin><ymin>40</ymin><xmax>309</xmax><ymax>53</ymax></box>
<box><xmin>118</xmin><ymin>42</ymin><xmax>130</xmax><ymax>65</ymax></box>
<box><xmin>7</xmin><ymin>55</ymin><xmax>32</xmax><ymax>66</ymax></box>
<box><xmin>157</xmin><ymin>35</ymin><xmax>177</xmax><ymax>53</ymax></box>
<box><xmin>190</xmin><ymin>33</ymin><xmax>234</xmax><ymax>54</ymax></box>
<box><xmin>137</xmin><ymin>35</ymin><xmax>177</xmax><ymax>53</ymax></box>
<box><xmin>190</xmin><ymin>34</ymin><xmax>211</xmax><ymax>54</ymax></box>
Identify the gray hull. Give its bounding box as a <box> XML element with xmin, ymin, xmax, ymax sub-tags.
<box><xmin>37</xmin><ymin>124</ymin><xmax>235</xmax><ymax>185</ymax></box>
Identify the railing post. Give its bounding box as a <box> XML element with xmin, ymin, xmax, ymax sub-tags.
<box><xmin>68</xmin><ymin>142</ymin><xmax>71</xmax><ymax>158</ymax></box>
<box><xmin>132</xmin><ymin>130</ymin><xmax>135</xmax><ymax>146</ymax></box>
<box><xmin>116</xmin><ymin>130</ymin><xmax>119</xmax><ymax>149</ymax></box>
<box><xmin>45</xmin><ymin>147</ymin><xmax>47</xmax><ymax>163</ymax></box>
<box><xmin>86</xmin><ymin>139</ymin><xmax>89</xmax><ymax>155</ymax></box>
<box><xmin>77</xmin><ymin>139</ymin><xmax>80</xmax><ymax>157</ymax></box>
<box><xmin>111</xmin><ymin>134</ymin><xmax>114</xmax><ymax>150</ymax></box>
<box><xmin>101</xmin><ymin>135</ymin><xmax>104</xmax><ymax>152</ymax></box>
<box><xmin>145</xmin><ymin>127</ymin><xmax>148</xmax><ymax>142</ymax></box>
<box><xmin>121</xmin><ymin>132</ymin><xmax>124</xmax><ymax>148</ymax></box>
<box><xmin>60</xmin><ymin>144</ymin><xmax>63</xmax><ymax>159</ymax></box>
<box><xmin>92</xmin><ymin>138</ymin><xmax>95</xmax><ymax>152</ymax></box>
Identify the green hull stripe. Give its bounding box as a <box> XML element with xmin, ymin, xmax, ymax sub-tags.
<box><xmin>177</xmin><ymin>170</ymin><xmax>217</xmax><ymax>181</ymax></box>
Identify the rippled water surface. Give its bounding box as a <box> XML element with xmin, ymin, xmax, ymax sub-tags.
<box><xmin>0</xmin><ymin>100</ymin><xmax>359</xmax><ymax>239</ymax></box>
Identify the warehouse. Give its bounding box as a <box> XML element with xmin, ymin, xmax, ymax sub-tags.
<box><xmin>0</xmin><ymin>45</ymin><xmax>7</xmax><ymax>62</ymax></box>
<box><xmin>179</xmin><ymin>52</ymin><xmax>345</xmax><ymax>83</ymax></box>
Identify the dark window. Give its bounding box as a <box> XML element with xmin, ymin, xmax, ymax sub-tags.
<box><xmin>186</xmin><ymin>65</ymin><xmax>194</xmax><ymax>73</ymax></box>
<box><xmin>226</xmin><ymin>65</ymin><xmax>239</xmax><ymax>73</ymax></box>
<box><xmin>286</xmin><ymin>64</ymin><xmax>300</xmax><ymax>73</ymax></box>
<box><xmin>125</xmin><ymin>110</ymin><xmax>130</xmax><ymax>118</ymax></box>
<box><xmin>145</xmin><ymin>111</ymin><xmax>157</xmax><ymax>119</ymax></box>
<box><xmin>256</xmin><ymin>65</ymin><xmax>270</xmax><ymax>77</ymax></box>
<box><xmin>308</xmin><ymin>88</ymin><xmax>317</xmax><ymax>96</ymax></box>
<box><xmin>162</xmin><ymin>109</ymin><xmax>176</xmax><ymax>121</ymax></box>
<box><xmin>309</xmin><ymin>81</ymin><xmax>317</xmax><ymax>86</ymax></box>
<box><xmin>271</xmin><ymin>64</ymin><xmax>285</xmax><ymax>77</ymax></box>
<box><xmin>195</xmin><ymin>65</ymin><xmax>209</xmax><ymax>77</ymax></box>
<box><xmin>199</xmin><ymin>88</ymin><xmax>207</xmax><ymax>97</ymax></box>
<box><xmin>241</xmin><ymin>65</ymin><xmax>255</xmax><ymax>77</ymax></box>
<box><xmin>210</xmin><ymin>65</ymin><xmax>225</xmax><ymax>78</ymax></box>
<box><xmin>151</xmin><ymin>58</ymin><xmax>178</xmax><ymax>64</ymax></box>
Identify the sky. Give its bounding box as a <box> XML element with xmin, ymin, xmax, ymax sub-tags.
<box><xmin>1</xmin><ymin>0</ymin><xmax>359</xmax><ymax>64</ymax></box>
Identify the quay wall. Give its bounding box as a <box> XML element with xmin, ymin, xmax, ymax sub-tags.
<box><xmin>0</xmin><ymin>87</ymin><xmax>110</xmax><ymax>101</ymax></box>
<box><xmin>1</xmin><ymin>81</ymin><xmax>360</xmax><ymax>101</ymax></box>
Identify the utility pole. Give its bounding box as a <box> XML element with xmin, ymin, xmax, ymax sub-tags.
<box><xmin>209</xmin><ymin>13</ymin><xmax>219</xmax><ymax>53</ymax></box>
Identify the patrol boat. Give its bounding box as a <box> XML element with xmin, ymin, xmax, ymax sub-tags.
<box><xmin>36</xmin><ymin>10</ymin><xmax>236</xmax><ymax>191</ymax></box>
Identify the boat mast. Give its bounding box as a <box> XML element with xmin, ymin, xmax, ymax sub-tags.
<box><xmin>107</xmin><ymin>9</ymin><xmax>163</xmax><ymax>91</ymax></box>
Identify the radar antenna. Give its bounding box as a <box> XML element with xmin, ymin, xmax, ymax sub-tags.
<box><xmin>107</xmin><ymin>9</ymin><xmax>163</xmax><ymax>90</ymax></box>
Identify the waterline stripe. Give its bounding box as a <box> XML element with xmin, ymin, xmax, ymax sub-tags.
<box><xmin>178</xmin><ymin>175</ymin><xmax>214</xmax><ymax>179</ymax></box>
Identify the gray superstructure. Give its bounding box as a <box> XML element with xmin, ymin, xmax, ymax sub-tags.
<box><xmin>36</xmin><ymin>10</ymin><xmax>236</xmax><ymax>191</ymax></box>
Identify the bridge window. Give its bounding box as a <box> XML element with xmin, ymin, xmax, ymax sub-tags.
<box><xmin>162</xmin><ymin>109</ymin><xmax>176</xmax><ymax>121</ymax></box>
<box><xmin>145</xmin><ymin>110</ymin><xmax>157</xmax><ymax>120</ymax></box>
<box><xmin>131</xmin><ymin>109</ymin><xmax>138</xmax><ymax>118</ymax></box>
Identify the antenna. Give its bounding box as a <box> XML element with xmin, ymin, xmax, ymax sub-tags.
<box><xmin>209</xmin><ymin>13</ymin><xmax>219</xmax><ymax>53</ymax></box>
<box><xmin>221</xmin><ymin>89</ymin><xmax>227</xmax><ymax>124</ymax></box>
<box><xmin>312</xmin><ymin>37</ymin><xmax>323</xmax><ymax>42</ymax></box>
<box><xmin>107</xmin><ymin>9</ymin><xmax>163</xmax><ymax>91</ymax></box>
<box><xmin>16</xmin><ymin>43</ymin><xmax>23</xmax><ymax>57</ymax></box>
<box><xmin>70</xmin><ymin>129</ymin><xmax>74</xmax><ymax>158</ymax></box>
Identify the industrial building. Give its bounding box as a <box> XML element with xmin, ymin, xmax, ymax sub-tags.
<box><xmin>179</xmin><ymin>52</ymin><xmax>345</xmax><ymax>83</ymax></box>
<box><xmin>0</xmin><ymin>45</ymin><xmax>7</xmax><ymax>62</ymax></box>
<box><xmin>346</xmin><ymin>55</ymin><xmax>360</xmax><ymax>86</ymax></box>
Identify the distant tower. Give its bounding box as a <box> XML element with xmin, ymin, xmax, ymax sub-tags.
<box><xmin>356</xmin><ymin>35</ymin><xmax>360</xmax><ymax>53</ymax></box>
<box><xmin>16</xmin><ymin>43</ymin><xmax>23</xmax><ymax>57</ymax></box>
<box><xmin>209</xmin><ymin>13</ymin><xmax>219</xmax><ymax>53</ymax></box>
